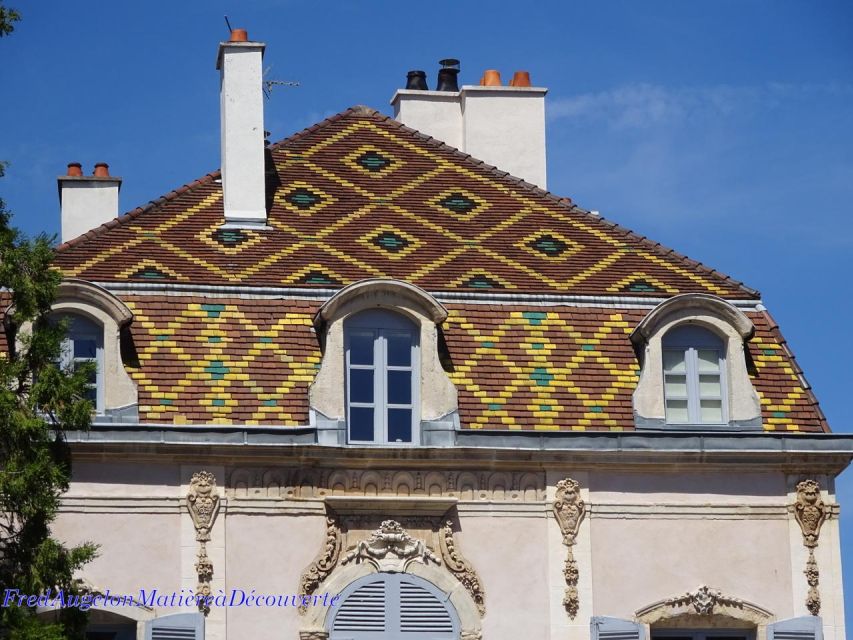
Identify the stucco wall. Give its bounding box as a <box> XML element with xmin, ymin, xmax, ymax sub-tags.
<box><xmin>589</xmin><ymin>471</ymin><xmax>794</xmax><ymax>621</ymax></box>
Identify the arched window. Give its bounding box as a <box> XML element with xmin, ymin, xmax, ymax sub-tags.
<box><xmin>56</xmin><ymin>313</ymin><xmax>104</xmax><ymax>414</ymax></box>
<box><xmin>345</xmin><ymin>310</ymin><xmax>419</xmax><ymax>444</ymax></box>
<box><xmin>662</xmin><ymin>325</ymin><xmax>726</xmax><ymax>425</ymax></box>
<box><xmin>329</xmin><ymin>573</ymin><xmax>459</xmax><ymax>639</ymax></box>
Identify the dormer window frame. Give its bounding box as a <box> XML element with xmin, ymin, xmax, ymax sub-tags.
<box><xmin>55</xmin><ymin>311</ymin><xmax>106</xmax><ymax>414</ymax></box>
<box><xmin>662</xmin><ymin>324</ymin><xmax>728</xmax><ymax>426</ymax></box>
<box><xmin>631</xmin><ymin>294</ymin><xmax>763</xmax><ymax>431</ymax></box>
<box><xmin>344</xmin><ymin>309</ymin><xmax>421</xmax><ymax>446</ymax></box>
<box><xmin>310</xmin><ymin>278</ymin><xmax>459</xmax><ymax>447</ymax></box>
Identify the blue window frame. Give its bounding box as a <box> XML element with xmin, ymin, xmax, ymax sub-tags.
<box><xmin>57</xmin><ymin>313</ymin><xmax>104</xmax><ymax>414</ymax></box>
<box><xmin>662</xmin><ymin>325</ymin><xmax>726</xmax><ymax>425</ymax></box>
<box><xmin>345</xmin><ymin>310</ymin><xmax>418</xmax><ymax>445</ymax></box>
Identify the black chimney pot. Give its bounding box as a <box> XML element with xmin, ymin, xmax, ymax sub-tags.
<box><xmin>436</xmin><ymin>58</ymin><xmax>460</xmax><ymax>92</ymax></box>
<box><xmin>405</xmin><ymin>70</ymin><xmax>428</xmax><ymax>91</ymax></box>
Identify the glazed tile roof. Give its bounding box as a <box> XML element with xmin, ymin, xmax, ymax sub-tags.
<box><xmin>113</xmin><ymin>296</ymin><xmax>825</xmax><ymax>432</ymax></box>
<box><xmin>53</xmin><ymin>107</ymin><xmax>757</xmax><ymax>298</ymax></box>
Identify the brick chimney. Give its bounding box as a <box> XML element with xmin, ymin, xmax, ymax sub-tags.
<box><xmin>391</xmin><ymin>63</ymin><xmax>548</xmax><ymax>189</ymax></box>
<box><xmin>57</xmin><ymin>162</ymin><xmax>122</xmax><ymax>242</ymax></box>
<box><xmin>216</xmin><ymin>28</ymin><xmax>267</xmax><ymax>226</ymax></box>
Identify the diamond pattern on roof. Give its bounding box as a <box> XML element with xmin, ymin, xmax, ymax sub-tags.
<box><xmin>53</xmin><ymin>108</ymin><xmax>755</xmax><ymax>297</ymax></box>
<box><xmin>106</xmin><ymin>296</ymin><xmax>825</xmax><ymax>431</ymax></box>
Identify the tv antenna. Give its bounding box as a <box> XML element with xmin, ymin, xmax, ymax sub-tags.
<box><xmin>263</xmin><ymin>66</ymin><xmax>300</xmax><ymax>99</ymax></box>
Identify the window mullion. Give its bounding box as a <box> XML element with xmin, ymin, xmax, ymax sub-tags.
<box><xmin>377</xmin><ymin>330</ymin><xmax>388</xmax><ymax>444</ymax></box>
<box><xmin>687</xmin><ymin>347</ymin><xmax>700</xmax><ymax>424</ymax></box>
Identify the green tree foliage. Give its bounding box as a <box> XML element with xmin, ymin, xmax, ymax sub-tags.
<box><xmin>0</xmin><ymin>2</ymin><xmax>20</xmax><ymax>37</ymax></box>
<box><xmin>1</xmin><ymin>5</ymin><xmax>98</xmax><ymax>639</ymax></box>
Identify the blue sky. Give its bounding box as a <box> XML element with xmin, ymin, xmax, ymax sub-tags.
<box><xmin>2</xmin><ymin>0</ymin><xmax>852</xmax><ymax>625</ymax></box>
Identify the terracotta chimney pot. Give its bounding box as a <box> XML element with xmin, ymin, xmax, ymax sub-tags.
<box><xmin>482</xmin><ymin>69</ymin><xmax>502</xmax><ymax>86</ymax></box>
<box><xmin>509</xmin><ymin>71</ymin><xmax>532</xmax><ymax>87</ymax></box>
<box><xmin>67</xmin><ymin>162</ymin><xmax>83</xmax><ymax>177</ymax></box>
<box><xmin>229</xmin><ymin>28</ymin><xmax>249</xmax><ymax>42</ymax></box>
<box><xmin>93</xmin><ymin>163</ymin><xmax>110</xmax><ymax>177</ymax></box>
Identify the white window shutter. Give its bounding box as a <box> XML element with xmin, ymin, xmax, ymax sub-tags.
<box><xmin>767</xmin><ymin>616</ymin><xmax>823</xmax><ymax>640</ymax></box>
<box><xmin>590</xmin><ymin>616</ymin><xmax>645</xmax><ymax>640</ymax></box>
<box><xmin>145</xmin><ymin>612</ymin><xmax>205</xmax><ymax>640</ymax></box>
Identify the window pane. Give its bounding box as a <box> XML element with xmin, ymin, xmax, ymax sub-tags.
<box><xmin>663</xmin><ymin>350</ymin><xmax>686</xmax><ymax>373</ymax></box>
<box><xmin>388</xmin><ymin>408</ymin><xmax>412</xmax><ymax>443</ymax></box>
<box><xmin>387</xmin><ymin>334</ymin><xmax>412</xmax><ymax>366</ymax></box>
<box><xmin>349</xmin><ymin>333</ymin><xmax>374</xmax><ymax>365</ymax></box>
<box><xmin>82</xmin><ymin>386</ymin><xmax>97</xmax><ymax>403</ymax></box>
<box><xmin>349</xmin><ymin>407</ymin><xmax>374</xmax><ymax>441</ymax></box>
<box><xmin>700</xmin><ymin>399</ymin><xmax>723</xmax><ymax>423</ymax></box>
<box><xmin>349</xmin><ymin>369</ymin><xmax>373</xmax><ymax>403</ymax></box>
<box><xmin>387</xmin><ymin>370</ymin><xmax>412</xmax><ymax>405</ymax></box>
<box><xmin>699</xmin><ymin>374</ymin><xmax>722</xmax><ymax>397</ymax></box>
<box><xmin>697</xmin><ymin>349</ymin><xmax>721</xmax><ymax>372</ymax></box>
<box><xmin>73</xmin><ymin>360</ymin><xmax>97</xmax><ymax>384</ymax></box>
<box><xmin>73</xmin><ymin>338</ymin><xmax>97</xmax><ymax>359</ymax></box>
<box><xmin>665</xmin><ymin>399</ymin><xmax>689</xmax><ymax>423</ymax></box>
<box><xmin>664</xmin><ymin>374</ymin><xmax>687</xmax><ymax>397</ymax></box>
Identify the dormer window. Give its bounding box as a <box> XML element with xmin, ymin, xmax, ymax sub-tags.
<box><xmin>631</xmin><ymin>294</ymin><xmax>762</xmax><ymax>431</ymax></box>
<box><xmin>310</xmin><ymin>279</ymin><xmax>459</xmax><ymax>447</ymax></box>
<box><xmin>345</xmin><ymin>310</ymin><xmax>419</xmax><ymax>444</ymax></box>
<box><xmin>57</xmin><ymin>313</ymin><xmax>104</xmax><ymax>413</ymax></box>
<box><xmin>662</xmin><ymin>325</ymin><xmax>726</xmax><ymax>425</ymax></box>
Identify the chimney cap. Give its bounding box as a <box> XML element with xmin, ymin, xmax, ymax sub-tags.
<box><xmin>229</xmin><ymin>28</ymin><xmax>249</xmax><ymax>42</ymax></box>
<box><xmin>439</xmin><ymin>58</ymin><xmax>460</xmax><ymax>70</ymax></box>
<box><xmin>66</xmin><ymin>162</ymin><xmax>83</xmax><ymax>177</ymax></box>
<box><xmin>93</xmin><ymin>162</ymin><xmax>110</xmax><ymax>177</ymax></box>
<box><xmin>509</xmin><ymin>70</ymin><xmax>532</xmax><ymax>87</ymax></box>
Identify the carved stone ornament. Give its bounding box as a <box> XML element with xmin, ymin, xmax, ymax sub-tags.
<box><xmin>187</xmin><ymin>470</ymin><xmax>221</xmax><ymax>542</ymax></box>
<box><xmin>298</xmin><ymin>514</ymin><xmax>343</xmax><ymax>614</ymax></box>
<box><xmin>553</xmin><ymin>478</ymin><xmax>585</xmax><ymax>619</ymax></box>
<box><xmin>793</xmin><ymin>479</ymin><xmax>827</xmax><ymax>616</ymax></box>
<box><xmin>187</xmin><ymin>471</ymin><xmax>221</xmax><ymax>616</ymax></box>
<box><xmin>665</xmin><ymin>585</ymin><xmax>743</xmax><ymax>615</ymax></box>
<box><xmin>440</xmin><ymin>520</ymin><xmax>486</xmax><ymax>616</ymax></box>
<box><xmin>342</xmin><ymin>520</ymin><xmax>439</xmax><ymax>571</ymax></box>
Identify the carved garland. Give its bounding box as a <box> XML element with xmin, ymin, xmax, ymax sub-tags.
<box><xmin>342</xmin><ymin>519</ymin><xmax>440</xmax><ymax>569</ymax></box>
<box><xmin>440</xmin><ymin>520</ymin><xmax>486</xmax><ymax>616</ymax></box>
<box><xmin>553</xmin><ymin>477</ymin><xmax>586</xmax><ymax>619</ymax></box>
<box><xmin>186</xmin><ymin>471</ymin><xmax>221</xmax><ymax>616</ymax></box>
<box><xmin>665</xmin><ymin>585</ymin><xmax>744</xmax><ymax>615</ymax></box>
<box><xmin>793</xmin><ymin>479</ymin><xmax>827</xmax><ymax>616</ymax></box>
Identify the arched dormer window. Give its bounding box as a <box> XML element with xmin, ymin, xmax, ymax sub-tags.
<box><xmin>9</xmin><ymin>278</ymin><xmax>139</xmax><ymax>422</ymax></box>
<box><xmin>662</xmin><ymin>325</ymin><xmax>726</xmax><ymax>425</ymax></box>
<box><xmin>345</xmin><ymin>310</ymin><xmax>419</xmax><ymax>444</ymax></box>
<box><xmin>56</xmin><ymin>313</ymin><xmax>105</xmax><ymax>413</ymax></box>
<box><xmin>631</xmin><ymin>294</ymin><xmax>762</xmax><ymax>430</ymax></box>
<box><xmin>310</xmin><ymin>279</ymin><xmax>458</xmax><ymax>446</ymax></box>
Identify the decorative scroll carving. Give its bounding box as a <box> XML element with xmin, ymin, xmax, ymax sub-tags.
<box><xmin>298</xmin><ymin>631</ymin><xmax>329</xmax><ymax>640</ymax></box>
<box><xmin>665</xmin><ymin>585</ymin><xmax>743</xmax><ymax>615</ymax></box>
<box><xmin>227</xmin><ymin>467</ymin><xmax>545</xmax><ymax>502</ymax></box>
<box><xmin>342</xmin><ymin>520</ymin><xmax>439</xmax><ymax>571</ymax></box>
<box><xmin>298</xmin><ymin>513</ymin><xmax>342</xmax><ymax>615</ymax></box>
<box><xmin>793</xmin><ymin>479</ymin><xmax>827</xmax><ymax>616</ymax></box>
<box><xmin>636</xmin><ymin>585</ymin><xmax>774</xmax><ymax>626</ymax></box>
<box><xmin>461</xmin><ymin>632</ymin><xmax>483</xmax><ymax>640</ymax></box>
<box><xmin>440</xmin><ymin>520</ymin><xmax>486</xmax><ymax>616</ymax></box>
<box><xmin>187</xmin><ymin>471</ymin><xmax>221</xmax><ymax>616</ymax></box>
<box><xmin>553</xmin><ymin>478</ymin><xmax>585</xmax><ymax>619</ymax></box>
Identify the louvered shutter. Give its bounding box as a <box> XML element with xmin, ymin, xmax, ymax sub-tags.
<box><xmin>144</xmin><ymin>612</ymin><xmax>204</xmax><ymax>640</ymax></box>
<box><xmin>590</xmin><ymin>616</ymin><xmax>645</xmax><ymax>640</ymax></box>
<box><xmin>767</xmin><ymin>616</ymin><xmax>823</xmax><ymax>640</ymax></box>
<box><xmin>398</xmin><ymin>578</ymin><xmax>454</xmax><ymax>633</ymax></box>
<box><xmin>332</xmin><ymin>577</ymin><xmax>387</xmax><ymax>632</ymax></box>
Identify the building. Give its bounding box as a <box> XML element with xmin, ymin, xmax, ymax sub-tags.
<box><xmin>24</xmin><ymin>29</ymin><xmax>853</xmax><ymax>640</ymax></box>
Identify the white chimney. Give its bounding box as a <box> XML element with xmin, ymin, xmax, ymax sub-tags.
<box><xmin>216</xmin><ymin>29</ymin><xmax>266</xmax><ymax>226</ymax></box>
<box><xmin>57</xmin><ymin>162</ymin><xmax>121</xmax><ymax>243</ymax></box>
<box><xmin>391</xmin><ymin>67</ymin><xmax>548</xmax><ymax>189</ymax></box>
